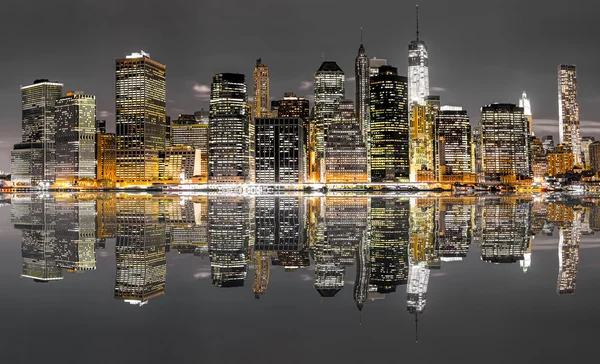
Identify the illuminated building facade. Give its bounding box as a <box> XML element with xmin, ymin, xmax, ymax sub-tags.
<box><xmin>370</xmin><ymin>66</ymin><xmax>409</xmax><ymax>182</ymax></box>
<box><xmin>580</xmin><ymin>136</ymin><xmax>595</xmax><ymax>170</ymax></box>
<box><xmin>436</xmin><ymin>106</ymin><xmax>472</xmax><ymax>180</ymax></box>
<box><xmin>171</xmin><ymin>113</ymin><xmax>208</xmax><ymax>181</ymax></box>
<box><xmin>314</xmin><ymin>61</ymin><xmax>345</xmax><ymax>181</ymax></box>
<box><xmin>208</xmin><ymin>73</ymin><xmax>249</xmax><ymax>183</ymax></box>
<box><xmin>557</xmin><ymin>209</ymin><xmax>581</xmax><ymax>295</ymax></box>
<box><xmin>253</xmin><ymin>59</ymin><xmax>270</xmax><ymax>119</ymax></box>
<box><xmin>437</xmin><ymin>199</ymin><xmax>474</xmax><ymax>260</ymax></box>
<box><xmin>255</xmin><ymin>118</ymin><xmax>307</xmax><ymax>183</ymax></box>
<box><xmin>548</xmin><ymin>144</ymin><xmax>575</xmax><ymax>176</ymax></box>
<box><xmin>277</xmin><ymin>93</ymin><xmax>310</xmax><ymax>120</ymax></box>
<box><xmin>558</xmin><ymin>64</ymin><xmax>581</xmax><ymax>164</ymax></box>
<box><xmin>163</xmin><ymin>146</ymin><xmax>202</xmax><ymax>181</ymax></box>
<box><xmin>589</xmin><ymin>141</ymin><xmax>600</xmax><ymax>172</ymax></box>
<box><xmin>355</xmin><ymin>43</ymin><xmax>369</xmax><ymax>141</ymax></box>
<box><xmin>409</xmin><ymin>99</ymin><xmax>438</xmax><ymax>182</ymax></box>
<box><xmin>96</xmin><ymin>133</ymin><xmax>116</xmax><ymax>186</ymax></box>
<box><xmin>542</xmin><ymin>135</ymin><xmax>555</xmax><ymax>154</ymax></box>
<box><xmin>255</xmin><ymin>197</ymin><xmax>305</xmax><ymax>251</ymax></box>
<box><xmin>55</xmin><ymin>92</ymin><xmax>97</xmax><ymax>183</ymax></box>
<box><xmin>115</xmin><ymin>51</ymin><xmax>166</xmax><ymax>182</ymax></box>
<box><xmin>114</xmin><ymin>197</ymin><xmax>167</xmax><ymax>305</ymax></box>
<box><xmin>530</xmin><ymin>137</ymin><xmax>548</xmax><ymax>182</ymax></box>
<box><xmin>408</xmin><ymin>6</ymin><xmax>429</xmax><ymax>105</ymax></box>
<box><xmin>325</xmin><ymin>103</ymin><xmax>368</xmax><ymax>183</ymax></box>
<box><xmin>369</xmin><ymin>58</ymin><xmax>387</xmax><ymax>77</ymax></box>
<box><xmin>519</xmin><ymin>91</ymin><xmax>533</xmax><ymax>136</ymax></box>
<box><xmin>11</xmin><ymin>80</ymin><xmax>63</xmax><ymax>185</ymax></box>
<box><xmin>478</xmin><ymin>103</ymin><xmax>530</xmax><ymax>180</ymax></box>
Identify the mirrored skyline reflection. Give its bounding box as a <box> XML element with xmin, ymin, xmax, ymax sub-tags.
<box><xmin>2</xmin><ymin>193</ymin><xmax>600</xmax><ymax>362</ymax></box>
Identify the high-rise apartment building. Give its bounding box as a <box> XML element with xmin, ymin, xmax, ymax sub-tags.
<box><xmin>370</xmin><ymin>66</ymin><xmax>409</xmax><ymax>182</ymax></box>
<box><xmin>253</xmin><ymin>59</ymin><xmax>270</xmax><ymax>119</ymax></box>
<box><xmin>436</xmin><ymin>106</ymin><xmax>472</xmax><ymax>179</ymax></box>
<box><xmin>55</xmin><ymin>92</ymin><xmax>97</xmax><ymax>183</ymax></box>
<box><xmin>11</xmin><ymin>80</ymin><xmax>63</xmax><ymax>185</ymax></box>
<box><xmin>115</xmin><ymin>51</ymin><xmax>166</xmax><ymax>182</ymax></box>
<box><xmin>208</xmin><ymin>73</ymin><xmax>249</xmax><ymax>183</ymax></box>
<box><xmin>519</xmin><ymin>91</ymin><xmax>533</xmax><ymax>136</ymax></box>
<box><xmin>255</xmin><ymin>118</ymin><xmax>307</xmax><ymax>184</ymax></box>
<box><xmin>478</xmin><ymin>103</ymin><xmax>530</xmax><ymax>180</ymax></box>
<box><xmin>558</xmin><ymin>64</ymin><xmax>581</xmax><ymax>164</ymax></box>
<box><xmin>408</xmin><ymin>6</ymin><xmax>429</xmax><ymax>105</ymax></box>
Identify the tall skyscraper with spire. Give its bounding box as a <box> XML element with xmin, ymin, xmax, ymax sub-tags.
<box><xmin>408</xmin><ymin>5</ymin><xmax>430</xmax><ymax>106</ymax></box>
<box><xmin>253</xmin><ymin>59</ymin><xmax>270</xmax><ymax>119</ymax></box>
<box><xmin>558</xmin><ymin>64</ymin><xmax>581</xmax><ymax>164</ymax></box>
<box><xmin>355</xmin><ymin>31</ymin><xmax>369</xmax><ymax>142</ymax></box>
<box><xmin>519</xmin><ymin>91</ymin><xmax>533</xmax><ymax>136</ymax></box>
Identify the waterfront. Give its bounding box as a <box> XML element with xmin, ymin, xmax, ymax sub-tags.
<box><xmin>0</xmin><ymin>193</ymin><xmax>599</xmax><ymax>363</ymax></box>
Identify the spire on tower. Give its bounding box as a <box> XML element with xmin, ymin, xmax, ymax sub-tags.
<box><xmin>416</xmin><ymin>5</ymin><xmax>420</xmax><ymax>41</ymax></box>
<box><xmin>360</xmin><ymin>27</ymin><xmax>363</xmax><ymax>43</ymax></box>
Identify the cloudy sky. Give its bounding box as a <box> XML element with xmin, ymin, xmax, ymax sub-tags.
<box><xmin>0</xmin><ymin>0</ymin><xmax>599</xmax><ymax>171</ymax></box>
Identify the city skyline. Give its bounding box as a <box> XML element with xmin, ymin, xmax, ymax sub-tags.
<box><xmin>1</xmin><ymin>1</ymin><xmax>599</xmax><ymax>171</ymax></box>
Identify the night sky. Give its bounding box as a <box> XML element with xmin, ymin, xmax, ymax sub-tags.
<box><xmin>1</xmin><ymin>0</ymin><xmax>599</xmax><ymax>171</ymax></box>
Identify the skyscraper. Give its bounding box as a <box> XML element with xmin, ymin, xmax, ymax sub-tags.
<box><xmin>436</xmin><ymin>106</ymin><xmax>472</xmax><ymax>179</ymax></box>
<box><xmin>408</xmin><ymin>5</ymin><xmax>429</xmax><ymax>105</ymax></box>
<box><xmin>96</xmin><ymin>133</ymin><xmax>117</xmax><ymax>187</ymax></box>
<box><xmin>55</xmin><ymin>92</ymin><xmax>97</xmax><ymax>183</ymax></box>
<box><xmin>478</xmin><ymin>103</ymin><xmax>530</xmax><ymax>180</ymax></box>
<box><xmin>115</xmin><ymin>51</ymin><xmax>166</xmax><ymax>182</ymax></box>
<box><xmin>580</xmin><ymin>136</ymin><xmax>595</xmax><ymax>170</ymax></box>
<box><xmin>171</xmin><ymin>113</ymin><xmax>208</xmax><ymax>181</ymax></box>
<box><xmin>314</xmin><ymin>61</ymin><xmax>345</xmax><ymax>181</ymax></box>
<box><xmin>255</xmin><ymin>118</ymin><xmax>307</xmax><ymax>183</ymax></box>
<box><xmin>11</xmin><ymin>80</ymin><xmax>63</xmax><ymax>185</ymax></box>
<box><xmin>519</xmin><ymin>91</ymin><xmax>533</xmax><ymax>136</ymax></box>
<box><xmin>558</xmin><ymin>64</ymin><xmax>580</xmax><ymax>164</ymax></box>
<box><xmin>208</xmin><ymin>73</ymin><xmax>249</xmax><ymax>183</ymax></box>
<box><xmin>253</xmin><ymin>59</ymin><xmax>270</xmax><ymax>119</ymax></box>
<box><xmin>409</xmin><ymin>98</ymin><xmax>438</xmax><ymax>182</ymax></box>
<box><xmin>369</xmin><ymin>58</ymin><xmax>388</xmax><ymax>78</ymax></box>
<box><xmin>370</xmin><ymin>66</ymin><xmax>409</xmax><ymax>182</ymax></box>
<box><xmin>355</xmin><ymin>42</ymin><xmax>369</xmax><ymax>141</ymax></box>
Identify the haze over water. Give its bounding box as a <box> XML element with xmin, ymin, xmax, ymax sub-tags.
<box><xmin>0</xmin><ymin>193</ymin><xmax>599</xmax><ymax>364</ymax></box>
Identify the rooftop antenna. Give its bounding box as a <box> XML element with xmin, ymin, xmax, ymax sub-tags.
<box><xmin>415</xmin><ymin>313</ymin><xmax>419</xmax><ymax>344</ymax></box>
<box><xmin>416</xmin><ymin>4</ymin><xmax>420</xmax><ymax>41</ymax></box>
<box><xmin>322</xmin><ymin>52</ymin><xmax>325</xmax><ymax>61</ymax></box>
<box><xmin>360</xmin><ymin>27</ymin><xmax>363</xmax><ymax>43</ymax></box>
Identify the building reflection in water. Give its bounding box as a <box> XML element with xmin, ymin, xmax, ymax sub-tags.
<box><xmin>8</xmin><ymin>193</ymin><xmax>595</xmax><ymax>308</ymax></box>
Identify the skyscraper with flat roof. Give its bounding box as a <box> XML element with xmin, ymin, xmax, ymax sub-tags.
<box><xmin>55</xmin><ymin>91</ymin><xmax>97</xmax><ymax>183</ymax></box>
<box><xmin>208</xmin><ymin>73</ymin><xmax>249</xmax><ymax>183</ymax></box>
<box><xmin>558</xmin><ymin>64</ymin><xmax>580</xmax><ymax>164</ymax></box>
<box><xmin>115</xmin><ymin>51</ymin><xmax>166</xmax><ymax>182</ymax></box>
<box><xmin>11</xmin><ymin>80</ymin><xmax>63</xmax><ymax>185</ymax></box>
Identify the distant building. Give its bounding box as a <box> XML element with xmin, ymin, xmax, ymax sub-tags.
<box><xmin>171</xmin><ymin>114</ymin><xmax>208</xmax><ymax>181</ymax></box>
<box><xmin>478</xmin><ymin>103</ymin><xmax>530</xmax><ymax>180</ymax></box>
<box><xmin>11</xmin><ymin>80</ymin><xmax>63</xmax><ymax>185</ymax></box>
<box><xmin>253</xmin><ymin>59</ymin><xmax>270</xmax><ymax>119</ymax></box>
<box><xmin>436</xmin><ymin>106</ymin><xmax>473</xmax><ymax>180</ymax></box>
<box><xmin>115</xmin><ymin>51</ymin><xmax>166</xmax><ymax>182</ymax></box>
<box><xmin>519</xmin><ymin>91</ymin><xmax>533</xmax><ymax>136</ymax></box>
<box><xmin>255</xmin><ymin>118</ymin><xmax>307</xmax><ymax>184</ymax></box>
<box><xmin>589</xmin><ymin>141</ymin><xmax>600</xmax><ymax>172</ymax></box>
<box><xmin>558</xmin><ymin>64</ymin><xmax>581</xmax><ymax>164</ymax></box>
<box><xmin>542</xmin><ymin>135</ymin><xmax>555</xmax><ymax>154</ymax></box>
<box><xmin>162</xmin><ymin>146</ymin><xmax>202</xmax><ymax>181</ymax></box>
<box><xmin>369</xmin><ymin>58</ymin><xmax>387</xmax><ymax>78</ymax></box>
<box><xmin>548</xmin><ymin>144</ymin><xmax>575</xmax><ymax>176</ymax></box>
<box><xmin>530</xmin><ymin>137</ymin><xmax>548</xmax><ymax>182</ymax></box>
<box><xmin>580</xmin><ymin>136</ymin><xmax>595</xmax><ymax>170</ymax></box>
<box><xmin>325</xmin><ymin>104</ymin><xmax>368</xmax><ymax>183</ymax></box>
<box><xmin>55</xmin><ymin>91</ymin><xmax>97</xmax><ymax>183</ymax></box>
<box><xmin>277</xmin><ymin>93</ymin><xmax>310</xmax><ymax>120</ymax></box>
<box><xmin>96</xmin><ymin>133</ymin><xmax>117</xmax><ymax>186</ymax></box>
<box><xmin>355</xmin><ymin>43</ymin><xmax>370</xmax><ymax>142</ymax></box>
<box><xmin>208</xmin><ymin>73</ymin><xmax>249</xmax><ymax>183</ymax></box>
<box><xmin>96</xmin><ymin>120</ymin><xmax>107</xmax><ymax>134</ymax></box>
<box><xmin>370</xmin><ymin>66</ymin><xmax>409</xmax><ymax>182</ymax></box>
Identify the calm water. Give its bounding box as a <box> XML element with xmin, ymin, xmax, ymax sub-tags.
<box><xmin>0</xmin><ymin>193</ymin><xmax>599</xmax><ymax>364</ymax></box>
